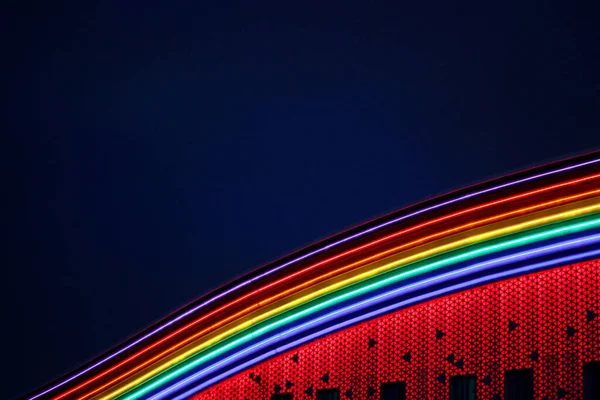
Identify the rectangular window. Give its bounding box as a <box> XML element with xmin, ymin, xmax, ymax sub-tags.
<box><xmin>504</xmin><ymin>369</ymin><xmax>533</xmax><ymax>400</ymax></box>
<box><xmin>381</xmin><ymin>381</ymin><xmax>406</xmax><ymax>400</ymax></box>
<box><xmin>271</xmin><ymin>394</ymin><xmax>293</xmax><ymax>400</ymax></box>
<box><xmin>316</xmin><ymin>388</ymin><xmax>340</xmax><ymax>400</ymax></box>
<box><xmin>449</xmin><ymin>375</ymin><xmax>476</xmax><ymax>400</ymax></box>
<box><xmin>584</xmin><ymin>361</ymin><xmax>600</xmax><ymax>400</ymax></box>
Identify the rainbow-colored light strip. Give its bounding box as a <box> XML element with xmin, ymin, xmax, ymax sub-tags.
<box><xmin>29</xmin><ymin>150</ymin><xmax>600</xmax><ymax>400</ymax></box>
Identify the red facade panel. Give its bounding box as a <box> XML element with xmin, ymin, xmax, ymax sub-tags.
<box><xmin>192</xmin><ymin>260</ymin><xmax>599</xmax><ymax>400</ymax></box>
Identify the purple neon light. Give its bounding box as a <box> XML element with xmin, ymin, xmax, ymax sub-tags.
<box><xmin>149</xmin><ymin>234</ymin><xmax>600</xmax><ymax>400</ymax></box>
<box><xmin>29</xmin><ymin>156</ymin><xmax>600</xmax><ymax>400</ymax></box>
<box><xmin>171</xmin><ymin>246</ymin><xmax>600</xmax><ymax>400</ymax></box>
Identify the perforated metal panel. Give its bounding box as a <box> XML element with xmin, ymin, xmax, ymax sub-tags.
<box><xmin>192</xmin><ymin>260</ymin><xmax>600</xmax><ymax>400</ymax></box>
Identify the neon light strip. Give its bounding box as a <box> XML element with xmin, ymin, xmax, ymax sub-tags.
<box><xmin>66</xmin><ymin>180</ymin><xmax>600</xmax><ymax>400</ymax></box>
<box><xmin>77</xmin><ymin>189</ymin><xmax>600</xmax><ymax>400</ymax></box>
<box><xmin>170</xmin><ymin>248</ymin><xmax>600</xmax><ymax>400</ymax></box>
<box><xmin>35</xmin><ymin>156</ymin><xmax>600</xmax><ymax>400</ymax></box>
<box><xmin>115</xmin><ymin>216</ymin><xmax>600</xmax><ymax>400</ymax></box>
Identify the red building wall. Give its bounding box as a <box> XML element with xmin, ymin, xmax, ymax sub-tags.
<box><xmin>192</xmin><ymin>260</ymin><xmax>600</xmax><ymax>400</ymax></box>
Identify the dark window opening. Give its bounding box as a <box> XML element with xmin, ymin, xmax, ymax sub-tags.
<box><xmin>316</xmin><ymin>388</ymin><xmax>340</xmax><ymax>400</ymax></box>
<box><xmin>450</xmin><ymin>375</ymin><xmax>476</xmax><ymax>400</ymax></box>
<box><xmin>584</xmin><ymin>361</ymin><xmax>600</xmax><ymax>400</ymax></box>
<box><xmin>271</xmin><ymin>394</ymin><xmax>293</xmax><ymax>400</ymax></box>
<box><xmin>381</xmin><ymin>381</ymin><xmax>406</xmax><ymax>400</ymax></box>
<box><xmin>504</xmin><ymin>369</ymin><xmax>533</xmax><ymax>400</ymax></box>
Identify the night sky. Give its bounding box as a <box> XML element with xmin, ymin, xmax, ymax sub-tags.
<box><xmin>4</xmin><ymin>1</ymin><xmax>600</xmax><ymax>398</ymax></box>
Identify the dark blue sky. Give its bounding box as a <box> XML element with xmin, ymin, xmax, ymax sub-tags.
<box><xmin>4</xmin><ymin>1</ymin><xmax>600</xmax><ymax>398</ymax></box>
